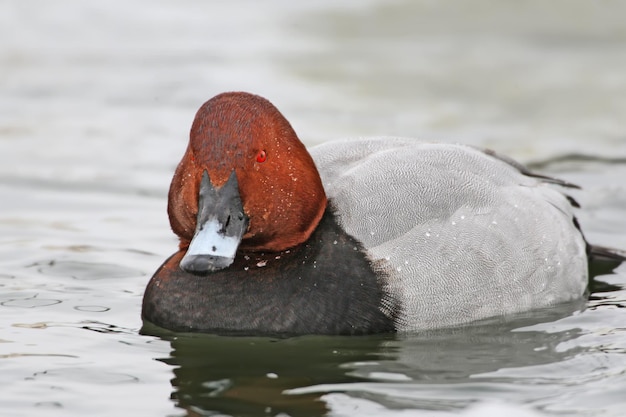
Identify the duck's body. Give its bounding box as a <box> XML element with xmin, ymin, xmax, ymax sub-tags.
<box><xmin>312</xmin><ymin>138</ymin><xmax>587</xmax><ymax>331</ymax></box>
<box><xmin>142</xmin><ymin>92</ymin><xmax>597</xmax><ymax>336</ymax></box>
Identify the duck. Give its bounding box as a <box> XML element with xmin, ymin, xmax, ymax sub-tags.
<box><xmin>141</xmin><ymin>91</ymin><xmax>620</xmax><ymax>336</ymax></box>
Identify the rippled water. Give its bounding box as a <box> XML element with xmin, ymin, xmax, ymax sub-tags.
<box><xmin>1</xmin><ymin>1</ymin><xmax>626</xmax><ymax>416</ymax></box>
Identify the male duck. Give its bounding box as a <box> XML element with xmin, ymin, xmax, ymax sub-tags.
<box><xmin>142</xmin><ymin>91</ymin><xmax>615</xmax><ymax>335</ymax></box>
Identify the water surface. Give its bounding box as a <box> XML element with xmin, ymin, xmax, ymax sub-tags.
<box><xmin>1</xmin><ymin>1</ymin><xmax>626</xmax><ymax>416</ymax></box>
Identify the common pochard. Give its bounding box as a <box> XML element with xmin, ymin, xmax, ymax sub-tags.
<box><xmin>142</xmin><ymin>91</ymin><xmax>618</xmax><ymax>335</ymax></box>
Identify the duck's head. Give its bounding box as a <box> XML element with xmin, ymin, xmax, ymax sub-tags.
<box><xmin>167</xmin><ymin>92</ymin><xmax>327</xmax><ymax>274</ymax></box>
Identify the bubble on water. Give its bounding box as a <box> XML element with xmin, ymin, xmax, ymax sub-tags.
<box><xmin>74</xmin><ymin>305</ymin><xmax>110</xmax><ymax>313</ymax></box>
<box><xmin>2</xmin><ymin>295</ymin><xmax>61</xmax><ymax>308</ymax></box>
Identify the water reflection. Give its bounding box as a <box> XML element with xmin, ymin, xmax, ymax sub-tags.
<box><xmin>146</xmin><ymin>301</ymin><xmax>589</xmax><ymax>416</ymax></box>
<box><xmin>289</xmin><ymin>306</ymin><xmax>587</xmax><ymax>412</ymax></box>
<box><xmin>1</xmin><ymin>294</ymin><xmax>62</xmax><ymax>308</ymax></box>
<box><xmin>148</xmin><ymin>330</ymin><xmax>393</xmax><ymax>416</ymax></box>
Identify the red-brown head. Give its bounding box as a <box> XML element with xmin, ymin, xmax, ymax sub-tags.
<box><xmin>167</xmin><ymin>92</ymin><xmax>327</xmax><ymax>273</ymax></box>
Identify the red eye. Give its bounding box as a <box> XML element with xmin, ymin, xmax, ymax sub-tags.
<box><xmin>256</xmin><ymin>150</ymin><xmax>267</xmax><ymax>163</ymax></box>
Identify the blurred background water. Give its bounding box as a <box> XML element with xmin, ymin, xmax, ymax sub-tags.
<box><xmin>1</xmin><ymin>1</ymin><xmax>626</xmax><ymax>416</ymax></box>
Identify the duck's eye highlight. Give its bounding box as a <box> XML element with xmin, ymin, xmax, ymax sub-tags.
<box><xmin>256</xmin><ymin>150</ymin><xmax>267</xmax><ymax>163</ymax></box>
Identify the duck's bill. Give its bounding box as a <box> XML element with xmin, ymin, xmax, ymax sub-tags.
<box><xmin>180</xmin><ymin>170</ymin><xmax>249</xmax><ymax>274</ymax></box>
<box><xmin>180</xmin><ymin>217</ymin><xmax>242</xmax><ymax>272</ymax></box>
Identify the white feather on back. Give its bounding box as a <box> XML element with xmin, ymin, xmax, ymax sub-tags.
<box><xmin>309</xmin><ymin>137</ymin><xmax>587</xmax><ymax>331</ymax></box>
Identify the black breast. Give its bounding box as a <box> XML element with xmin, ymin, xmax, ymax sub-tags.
<box><xmin>141</xmin><ymin>208</ymin><xmax>397</xmax><ymax>336</ymax></box>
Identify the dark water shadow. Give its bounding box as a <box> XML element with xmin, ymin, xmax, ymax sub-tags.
<box><xmin>588</xmin><ymin>256</ymin><xmax>626</xmax><ymax>311</ymax></box>
<box><xmin>142</xmin><ymin>298</ymin><xmax>593</xmax><ymax>417</ymax></box>
<box><xmin>141</xmin><ymin>325</ymin><xmax>395</xmax><ymax>416</ymax></box>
